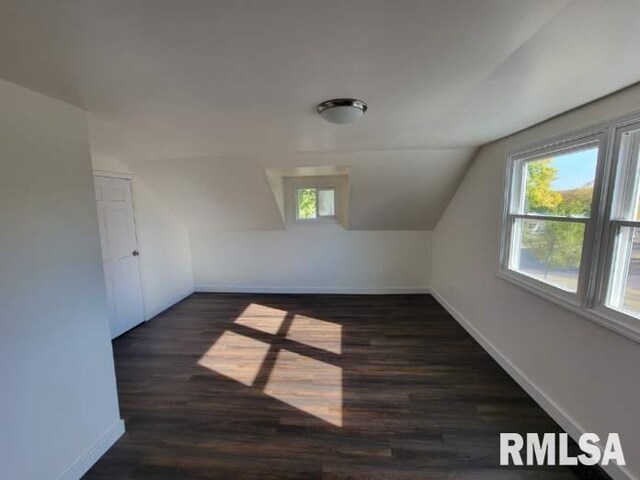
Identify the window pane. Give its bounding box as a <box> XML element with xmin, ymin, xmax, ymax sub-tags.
<box><xmin>522</xmin><ymin>147</ymin><xmax>598</xmax><ymax>217</ymax></box>
<box><xmin>613</xmin><ymin>130</ymin><xmax>640</xmax><ymax>221</ymax></box>
<box><xmin>606</xmin><ymin>227</ymin><xmax>640</xmax><ymax>317</ymax></box>
<box><xmin>297</xmin><ymin>188</ymin><xmax>317</xmax><ymax>219</ymax></box>
<box><xmin>511</xmin><ymin>218</ymin><xmax>585</xmax><ymax>292</ymax></box>
<box><xmin>318</xmin><ymin>189</ymin><xmax>335</xmax><ymax>217</ymax></box>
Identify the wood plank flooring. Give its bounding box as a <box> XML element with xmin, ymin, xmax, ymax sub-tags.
<box><xmin>84</xmin><ymin>293</ymin><xmax>597</xmax><ymax>479</ymax></box>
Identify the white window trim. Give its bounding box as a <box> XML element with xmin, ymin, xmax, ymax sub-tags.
<box><xmin>283</xmin><ymin>175</ymin><xmax>347</xmax><ymax>228</ymax></box>
<box><xmin>294</xmin><ymin>186</ymin><xmax>337</xmax><ymax>222</ymax></box>
<box><xmin>498</xmin><ymin>111</ymin><xmax>640</xmax><ymax>344</ymax></box>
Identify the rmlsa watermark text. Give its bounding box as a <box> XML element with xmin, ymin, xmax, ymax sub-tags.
<box><xmin>500</xmin><ymin>433</ymin><xmax>625</xmax><ymax>466</ymax></box>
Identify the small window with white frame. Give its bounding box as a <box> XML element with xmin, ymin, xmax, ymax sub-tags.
<box><xmin>283</xmin><ymin>175</ymin><xmax>346</xmax><ymax>227</ymax></box>
<box><xmin>296</xmin><ymin>187</ymin><xmax>336</xmax><ymax>221</ymax></box>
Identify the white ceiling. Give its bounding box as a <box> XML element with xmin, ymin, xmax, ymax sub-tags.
<box><xmin>3</xmin><ymin>0</ymin><xmax>640</xmax><ymax>230</ymax></box>
<box><xmin>4</xmin><ymin>0</ymin><xmax>639</xmax><ymax>160</ymax></box>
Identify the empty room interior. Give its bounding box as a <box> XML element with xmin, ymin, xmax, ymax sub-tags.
<box><xmin>2</xmin><ymin>1</ymin><xmax>640</xmax><ymax>479</ymax></box>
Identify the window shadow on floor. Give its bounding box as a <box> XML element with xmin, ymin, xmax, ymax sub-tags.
<box><xmin>84</xmin><ymin>293</ymin><xmax>603</xmax><ymax>480</ymax></box>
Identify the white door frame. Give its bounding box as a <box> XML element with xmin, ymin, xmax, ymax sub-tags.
<box><xmin>94</xmin><ymin>169</ymin><xmax>148</xmax><ymax>322</ymax></box>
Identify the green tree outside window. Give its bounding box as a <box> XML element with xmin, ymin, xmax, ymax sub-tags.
<box><xmin>523</xmin><ymin>159</ymin><xmax>591</xmax><ymax>278</ymax></box>
<box><xmin>297</xmin><ymin>188</ymin><xmax>317</xmax><ymax>219</ymax></box>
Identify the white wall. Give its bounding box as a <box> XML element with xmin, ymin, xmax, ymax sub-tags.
<box><xmin>91</xmin><ymin>154</ymin><xmax>194</xmax><ymax>319</ymax></box>
<box><xmin>431</xmin><ymin>84</ymin><xmax>640</xmax><ymax>480</ymax></box>
<box><xmin>134</xmin><ymin>182</ymin><xmax>194</xmax><ymax>317</ymax></box>
<box><xmin>112</xmin><ymin>149</ymin><xmax>456</xmax><ymax>294</ymax></box>
<box><xmin>0</xmin><ymin>80</ymin><xmax>122</xmax><ymax>479</ymax></box>
<box><xmin>193</xmin><ymin>227</ymin><xmax>431</xmax><ymax>293</ymax></box>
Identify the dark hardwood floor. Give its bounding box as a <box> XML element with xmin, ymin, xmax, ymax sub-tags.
<box><xmin>84</xmin><ymin>293</ymin><xmax>590</xmax><ymax>479</ymax></box>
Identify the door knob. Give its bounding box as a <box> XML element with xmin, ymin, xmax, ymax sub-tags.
<box><xmin>132</xmin><ymin>250</ymin><xmax>139</xmax><ymax>256</ymax></box>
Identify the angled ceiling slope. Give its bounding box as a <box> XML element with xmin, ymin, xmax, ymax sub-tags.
<box><xmin>2</xmin><ymin>0</ymin><xmax>640</xmax><ymax>160</ymax></box>
<box><xmin>3</xmin><ymin>1</ymin><xmax>640</xmax><ymax>231</ymax></box>
<box><xmin>120</xmin><ymin>148</ymin><xmax>475</xmax><ymax>231</ymax></box>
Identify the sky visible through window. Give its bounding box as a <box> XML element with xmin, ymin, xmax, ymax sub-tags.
<box><xmin>517</xmin><ymin>146</ymin><xmax>599</xmax><ymax>292</ymax></box>
<box><xmin>550</xmin><ymin>148</ymin><xmax>598</xmax><ymax>190</ymax></box>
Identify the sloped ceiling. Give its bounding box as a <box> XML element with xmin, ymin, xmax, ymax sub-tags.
<box><xmin>122</xmin><ymin>148</ymin><xmax>475</xmax><ymax>231</ymax></box>
<box><xmin>3</xmin><ymin>0</ymin><xmax>640</xmax><ymax>229</ymax></box>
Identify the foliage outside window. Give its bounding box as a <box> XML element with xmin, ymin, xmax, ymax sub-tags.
<box><xmin>507</xmin><ymin>147</ymin><xmax>598</xmax><ymax>293</ymax></box>
<box><xmin>297</xmin><ymin>188</ymin><xmax>317</xmax><ymax>219</ymax></box>
<box><xmin>501</xmin><ymin>117</ymin><xmax>640</xmax><ymax>342</ymax></box>
<box><xmin>296</xmin><ymin>187</ymin><xmax>336</xmax><ymax>221</ymax></box>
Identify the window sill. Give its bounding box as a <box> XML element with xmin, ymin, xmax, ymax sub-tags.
<box><xmin>286</xmin><ymin>219</ymin><xmax>344</xmax><ymax>231</ymax></box>
<box><xmin>293</xmin><ymin>217</ymin><xmax>338</xmax><ymax>225</ymax></box>
<box><xmin>496</xmin><ymin>270</ymin><xmax>640</xmax><ymax>344</ymax></box>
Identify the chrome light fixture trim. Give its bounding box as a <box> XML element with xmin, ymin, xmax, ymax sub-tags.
<box><xmin>317</xmin><ymin>98</ymin><xmax>368</xmax><ymax>124</ymax></box>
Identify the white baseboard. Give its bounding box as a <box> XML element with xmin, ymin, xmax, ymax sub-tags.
<box><xmin>57</xmin><ymin>419</ymin><xmax>125</xmax><ymax>480</ymax></box>
<box><xmin>195</xmin><ymin>285</ymin><xmax>431</xmax><ymax>295</ymax></box>
<box><xmin>430</xmin><ymin>288</ymin><xmax>634</xmax><ymax>480</ymax></box>
<box><xmin>145</xmin><ymin>288</ymin><xmax>194</xmax><ymax>321</ymax></box>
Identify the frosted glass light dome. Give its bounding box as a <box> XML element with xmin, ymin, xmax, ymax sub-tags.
<box><xmin>317</xmin><ymin>99</ymin><xmax>368</xmax><ymax>124</ymax></box>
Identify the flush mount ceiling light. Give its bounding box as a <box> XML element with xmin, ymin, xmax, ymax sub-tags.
<box><xmin>317</xmin><ymin>98</ymin><xmax>368</xmax><ymax>124</ymax></box>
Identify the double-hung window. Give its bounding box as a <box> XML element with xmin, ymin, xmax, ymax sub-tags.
<box><xmin>500</xmin><ymin>114</ymin><xmax>640</xmax><ymax>342</ymax></box>
<box><xmin>503</xmin><ymin>137</ymin><xmax>602</xmax><ymax>298</ymax></box>
<box><xmin>603</xmin><ymin>125</ymin><xmax>640</xmax><ymax>319</ymax></box>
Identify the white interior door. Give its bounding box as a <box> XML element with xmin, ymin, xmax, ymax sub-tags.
<box><xmin>94</xmin><ymin>176</ymin><xmax>145</xmax><ymax>339</ymax></box>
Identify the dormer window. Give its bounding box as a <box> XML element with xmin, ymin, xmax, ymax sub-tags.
<box><xmin>264</xmin><ymin>168</ymin><xmax>348</xmax><ymax>228</ymax></box>
<box><xmin>296</xmin><ymin>187</ymin><xmax>336</xmax><ymax>220</ymax></box>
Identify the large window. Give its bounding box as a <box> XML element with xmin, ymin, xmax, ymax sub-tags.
<box><xmin>500</xmin><ymin>115</ymin><xmax>640</xmax><ymax>342</ymax></box>
<box><xmin>507</xmin><ymin>143</ymin><xmax>599</xmax><ymax>293</ymax></box>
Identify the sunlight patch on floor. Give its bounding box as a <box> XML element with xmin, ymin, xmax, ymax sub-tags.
<box><xmin>286</xmin><ymin>315</ymin><xmax>342</xmax><ymax>354</ymax></box>
<box><xmin>264</xmin><ymin>349</ymin><xmax>343</xmax><ymax>426</ymax></box>
<box><xmin>234</xmin><ymin>303</ymin><xmax>287</xmax><ymax>334</ymax></box>
<box><xmin>197</xmin><ymin>331</ymin><xmax>271</xmax><ymax>386</ymax></box>
<box><xmin>198</xmin><ymin>304</ymin><xmax>343</xmax><ymax>426</ymax></box>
